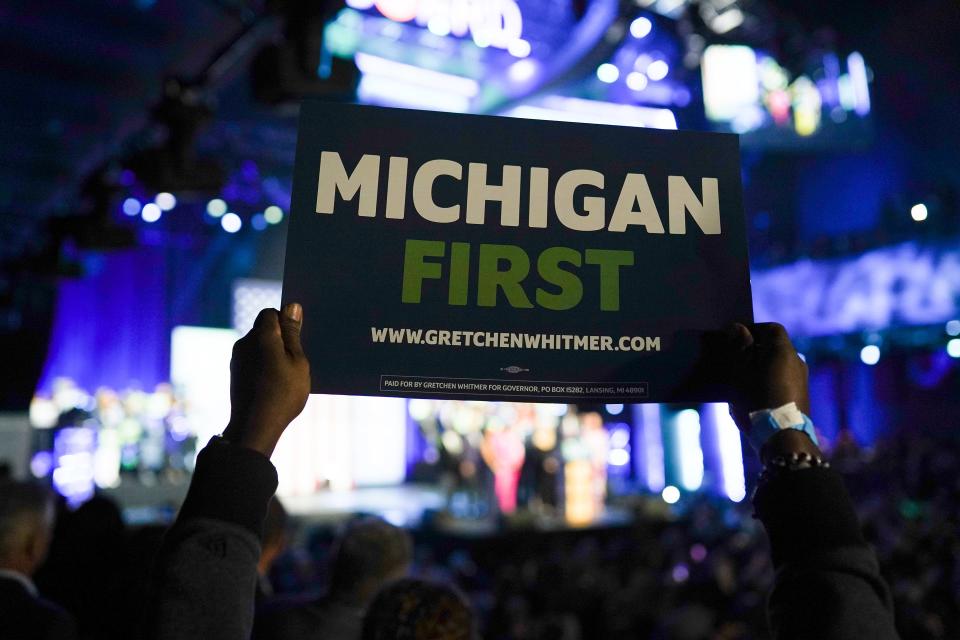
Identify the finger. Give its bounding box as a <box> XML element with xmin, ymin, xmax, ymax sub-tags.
<box><xmin>748</xmin><ymin>322</ymin><xmax>793</xmax><ymax>347</ymax></box>
<box><xmin>252</xmin><ymin>308</ymin><xmax>281</xmax><ymax>339</ymax></box>
<box><xmin>279</xmin><ymin>302</ymin><xmax>304</xmax><ymax>357</ymax></box>
<box><xmin>726</xmin><ymin>322</ymin><xmax>754</xmax><ymax>351</ymax></box>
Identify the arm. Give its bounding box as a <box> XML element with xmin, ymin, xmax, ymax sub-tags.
<box><xmin>727</xmin><ymin>323</ymin><xmax>899</xmax><ymax>640</ymax></box>
<box><xmin>144</xmin><ymin>304</ymin><xmax>310</xmax><ymax>640</ymax></box>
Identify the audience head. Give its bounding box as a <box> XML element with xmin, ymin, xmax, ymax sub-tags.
<box><xmin>329</xmin><ymin>516</ymin><xmax>413</xmax><ymax>603</ymax></box>
<box><xmin>0</xmin><ymin>480</ymin><xmax>56</xmax><ymax>577</ymax></box>
<box><xmin>258</xmin><ymin>496</ymin><xmax>289</xmax><ymax>577</ymax></box>
<box><xmin>362</xmin><ymin>577</ymin><xmax>475</xmax><ymax>640</ymax></box>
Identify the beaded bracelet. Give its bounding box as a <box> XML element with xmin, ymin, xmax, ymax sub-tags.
<box><xmin>757</xmin><ymin>451</ymin><xmax>830</xmax><ymax>485</ymax></box>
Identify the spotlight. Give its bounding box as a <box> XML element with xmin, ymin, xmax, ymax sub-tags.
<box><xmin>596</xmin><ymin>63</ymin><xmax>619</xmax><ymax>83</ymax></box>
<box><xmin>155</xmin><ymin>192</ymin><xmax>177</xmax><ymax>211</ymax></box>
<box><xmin>630</xmin><ymin>17</ymin><xmax>652</xmax><ymax>38</ymax></box>
<box><xmin>122</xmin><ymin>198</ymin><xmax>142</xmax><ymax>217</ymax></box>
<box><xmin>263</xmin><ymin>205</ymin><xmax>284</xmax><ymax>224</ymax></box>
<box><xmin>508</xmin><ymin>39</ymin><xmax>531</xmax><ymax>58</ymax></box>
<box><xmin>910</xmin><ymin>203</ymin><xmax>928</xmax><ymax>222</ymax></box>
<box><xmin>508</xmin><ymin>59</ymin><xmax>538</xmax><ymax>83</ymax></box>
<box><xmin>626</xmin><ymin>71</ymin><xmax>648</xmax><ymax>91</ymax></box>
<box><xmin>251</xmin><ymin>213</ymin><xmax>268</xmax><ymax>231</ymax></box>
<box><xmin>221</xmin><ymin>213</ymin><xmax>242</xmax><ymax>233</ymax></box>
<box><xmin>947</xmin><ymin>339</ymin><xmax>960</xmax><ymax>359</ymax></box>
<box><xmin>947</xmin><ymin>320</ymin><xmax>960</xmax><ymax>337</ymax></box>
<box><xmin>207</xmin><ymin>198</ymin><xmax>228</xmax><ymax>218</ymax></box>
<box><xmin>661</xmin><ymin>485</ymin><xmax>680</xmax><ymax>504</ymax></box>
<box><xmin>647</xmin><ymin>60</ymin><xmax>669</xmax><ymax>81</ymax></box>
<box><xmin>141</xmin><ymin>203</ymin><xmax>162</xmax><ymax>223</ymax></box>
<box><xmin>860</xmin><ymin>344</ymin><xmax>880</xmax><ymax>365</ymax></box>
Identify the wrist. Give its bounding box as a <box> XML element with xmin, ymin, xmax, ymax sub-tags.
<box><xmin>223</xmin><ymin>415</ymin><xmax>286</xmax><ymax>458</ymax></box>
<box><xmin>746</xmin><ymin>401</ymin><xmax>819</xmax><ymax>453</ymax></box>
<box><xmin>760</xmin><ymin>428</ymin><xmax>823</xmax><ymax>465</ymax></box>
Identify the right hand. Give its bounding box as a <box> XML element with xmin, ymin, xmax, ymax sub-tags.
<box><xmin>725</xmin><ymin>322</ymin><xmax>810</xmax><ymax>430</ymax></box>
<box><xmin>223</xmin><ymin>303</ymin><xmax>311</xmax><ymax>457</ymax></box>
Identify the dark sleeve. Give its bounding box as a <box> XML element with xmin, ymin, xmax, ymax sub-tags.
<box><xmin>144</xmin><ymin>438</ymin><xmax>279</xmax><ymax>640</ymax></box>
<box><xmin>754</xmin><ymin>467</ymin><xmax>899</xmax><ymax>640</ymax></box>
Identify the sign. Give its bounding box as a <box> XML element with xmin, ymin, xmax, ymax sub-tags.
<box><xmin>282</xmin><ymin>102</ymin><xmax>752</xmax><ymax>402</ymax></box>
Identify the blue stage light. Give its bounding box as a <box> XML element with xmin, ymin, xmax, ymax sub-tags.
<box><xmin>122</xmin><ymin>198</ymin><xmax>142</xmax><ymax>217</ymax></box>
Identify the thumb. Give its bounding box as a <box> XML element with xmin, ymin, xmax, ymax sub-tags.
<box><xmin>726</xmin><ymin>322</ymin><xmax>754</xmax><ymax>352</ymax></box>
<box><xmin>279</xmin><ymin>303</ymin><xmax>304</xmax><ymax>356</ymax></box>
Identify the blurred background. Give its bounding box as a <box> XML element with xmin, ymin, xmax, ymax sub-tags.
<box><xmin>0</xmin><ymin>1</ymin><xmax>958</xmax><ymax>638</ymax></box>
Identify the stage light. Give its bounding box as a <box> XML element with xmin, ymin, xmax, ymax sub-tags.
<box><xmin>948</xmin><ymin>339</ymin><xmax>960</xmax><ymax>359</ymax></box>
<box><xmin>647</xmin><ymin>60</ymin><xmax>669</xmax><ymax>81</ymax></box>
<box><xmin>910</xmin><ymin>203</ymin><xmax>928</xmax><ymax>222</ymax></box>
<box><xmin>122</xmin><ymin>197</ymin><xmax>142</xmax><ymax>216</ymax></box>
<box><xmin>427</xmin><ymin>15</ymin><xmax>451</xmax><ymax>36</ymax></box>
<box><xmin>608</xmin><ymin>449</ymin><xmax>630</xmax><ymax>466</ymax></box>
<box><xmin>264</xmin><ymin>205</ymin><xmax>284</xmax><ymax>224</ymax></box>
<box><xmin>860</xmin><ymin>344</ymin><xmax>881</xmax><ymax>365</ymax></box>
<box><xmin>207</xmin><ymin>198</ymin><xmax>228</xmax><ymax>217</ymax></box>
<box><xmin>155</xmin><ymin>192</ymin><xmax>177</xmax><ymax>211</ymax></box>
<box><xmin>504</xmin><ymin>97</ymin><xmax>677</xmax><ymax>129</ymax></box>
<box><xmin>605</xmin><ymin>403</ymin><xmax>624</xmax><ymax>415</ymax></box>
<box><xmin>630</xmin><ymin>16</ymin><xmax>652</xmax><ymax>38</ymax></box>
<box><xmin>355</xmin><ymin>53</ymin><xmax>479</xmax><ymax>97</ymax></box>
<box><xmin>508</xmin><ymin>38</ymin><xmax>531</xmax><ymax>58</ymax></box>
<box><xmin>671</xmin><ymin>564</ymin><xmax>689</xmax><ymax>582</ymax></box>
<box><xmin>661</xmin><ymin>485</ymin><xmax>680</xmax><ymax>504</ymax></box>
<box><xmin>638</xmin><ymin>403</ymin><xmax>665</xmax><ymax>492</ymax></box>
<box><xmin>30</xmin><ymin>451</ymin><xmax>54</xmax><ymax>478</ymax></box>
<box><xmin>675</xmin><ymin>409</ymin><xmax>704</xmax><ymax>491</ymax></box>
<box><xmin>947</xmin><ymin>320</ymin><xmax>960</xmax><ymax>336</ymax></box>
<box><xmin>251</xmin><ymin>213</ymin><xmax>268</xmax><ymax>231</ymax></box>
<box><xmin>508</xmin><ymin>59</ymin><xmax>538</xmax><ymax>83</ymax></box>
<box><xmin>408</xmin><ymin>398</ymin><xmax>433</xmax><ymax>421</ymax></box>
<box><xmin>709</xmin><ymin>8</ymin><xmax>744</xmax><ymax>34</ymax></box>
<box><xmin>626</xmin><ymin>71</ymin><xmax>648</xmax><ymax>91</ymax></box>
<box><xmin>596</xmin><ymin>63</ymin><xmax>619</xmax><ymax>83</ymax></box>
<box><xmin>221</xmin><ymin>212</ymin><xmax>242</xmax><ymax>233</ymax></box>
<box><xmin>690</xmin><ymin>543</ymin><xmax>707</xmax><ymax>562</ymax></box>
<box><xmin>847</xmin><ymin>52</ymin><xmax>871</xmax><ymax>116</ymax></box>
<box><xmin>141</xmin><ymin>203</ymin><xmax>162</xmax><ymax>223</ymax></box>
<box><xmin>710</xmin><ymin>403</ymin><xmax>746</xmax><ymax>502</ymax></box>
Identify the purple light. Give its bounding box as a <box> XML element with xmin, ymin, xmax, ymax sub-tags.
<box><xmin>30</xmin><ymin>451</ymin><xmax>54</xmax><ymax>477</ymax></box>
<box><xmin>690</xmin><ymin>543</ymin><xmax>707</xmax><ymax>562</ymax></box>
<box><xmin>122</xmin><ymin>197</ymin><xmax>142</xmax><ymax>217</ymax></box>
<box><xmin>671</xmin><ymin>564</ymin><xmax>689</xmax><ymax>582</ymax></box>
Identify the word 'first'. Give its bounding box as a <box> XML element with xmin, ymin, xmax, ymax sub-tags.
<box><xmin>315</xmin><ymin>151</ymin><xmax>722</xmax><ymax>234</ymax></box>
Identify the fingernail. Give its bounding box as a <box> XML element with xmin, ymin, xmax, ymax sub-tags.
<box><xmin>284</xmin><ymin>303</ymin><xmax>302</xmax><ymax>322</ymax></box>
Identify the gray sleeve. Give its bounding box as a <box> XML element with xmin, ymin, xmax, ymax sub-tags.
<box><xmin>143</xmin><ymin>439</ymin><xmax>279</xmax><ymax>640</ymax></box>
<box><xmin>768</xmin><ymin>545</ymin><xmax>898</xmax><ymax>640</ymax></box>
<box><xmin>754</xmin><ymin>467</ymin><xmax>899</xmax><ymax>640</ymax></box>
<box><xmin>146</xmin><ymin>518</ymin><xmax>262</xmax><ymax>640</ymax></box>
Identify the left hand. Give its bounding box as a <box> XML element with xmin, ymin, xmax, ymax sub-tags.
<box><xmin>223</xmin><ymin>303</ymin><xmax>311</xmax><ymax>457</ymax></box>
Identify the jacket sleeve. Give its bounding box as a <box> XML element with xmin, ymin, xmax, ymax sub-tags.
<box><xmin>754</xmin><ymin>467</ymin><xmax>899</xmax><ymax>640</ymax></box>
<box><xmin>144</xmin><ymin>438</ymin><xmax>279</xmax><ymax>640</ymax></box>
